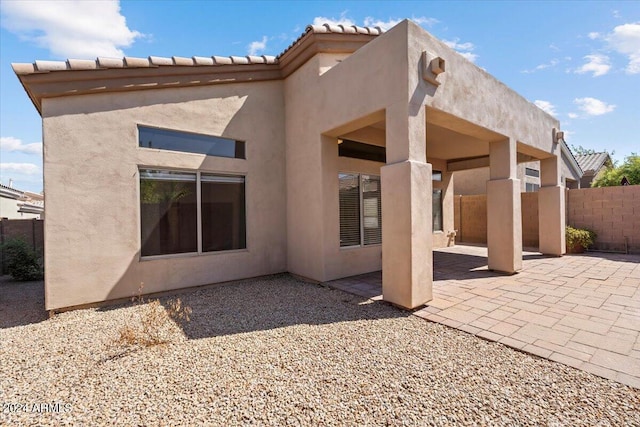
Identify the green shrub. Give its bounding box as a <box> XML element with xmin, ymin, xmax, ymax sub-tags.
<box><xmin>566</xmin><ymin>226</ymin><xmax>596</xmax><ymax>250</ymax></box>
<box><xmin>1</xmin><ymin>238</ymin><xmax>43</xmax><ymax>281</ymax></box>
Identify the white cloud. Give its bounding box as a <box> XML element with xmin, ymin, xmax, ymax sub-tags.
<box><xmin>0</xmin><ymin>0</ymin><xmax>142</xmax><ymax>58</ymax></box>
<box><xmin>363</xmin><ymin>17</ymin><xmax>401</xmax><ymax>31</ymax></box>
<box><xmin>247</xmin><ymin>36</ymin><xmax>267</xmax><ymax>56</ymax></box>
<box><xmin>568</xmin><ymin>112</ymin><xmax>578</xmax><ymax>119</ymax></box>
<box><xmin>588</xmin><ymin>32</ymin><xmax>601</xmax><ymax>40</ymax></box>
<box><xmin>605</xmin><ymin>22</ymin><xmax>640</xmax><ymax>74</ymax></box>
<box><xmin>574</xmin><ymin>97</ymin><xmax>616</xmax><ymax>116</ymax></box>
<box><xmin>312</xmin><ymin>12</ymin><xmax>355</xmax><ymax>27</ymax></box>
<box><xmin>522</xmin><ymin>59</ymin><xmax>559</xmax><ymax>73</ymax></box>
<box><xmin>411</xmin><ymin>16</ymin><xmax>439</xmax><ymax>27</ymax></box>
<box><xmin>0</xmin><ymin>137</ymin><xmax>42</xmax><ymax>155</ymax></box>
<box><xmin>0</xmin><ymin>163</ymin><xmax>40</xmax><ymax>175</ymax></box>
<box><xmin>362</xmin><ymin>16</ymin><xmax>438</xmax><ymax>31</ymax></box>
<box><xmin>443</xmin><ymin>38</ymin><xmax>478</xmax><ymax>63</ymax></box>
<box><xmin>575</xmin><ymin>54</ymin><xmax>611</xmax><ymax>77</ymax></box>
<box><xmin>534</xmin><ymin>100</ymin><xmax>557</xmax><ymax>117</ymax></box>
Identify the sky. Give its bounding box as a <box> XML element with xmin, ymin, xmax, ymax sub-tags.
<box><xmin>0</xmin><ymin>1</ymin><xmax>638</xmax><ymax>193</ymax></box>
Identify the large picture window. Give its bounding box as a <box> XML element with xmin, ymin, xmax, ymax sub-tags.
<box><xmin>140</xmin><ymin>169</ymin><xmax>246</xmax><ymax>257</ymax></box>
<box><xmin>339</xmin><ymin>173</ymin><xmax>381</xmax><ymax>247</ymax></box>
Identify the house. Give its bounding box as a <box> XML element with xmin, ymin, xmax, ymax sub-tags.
<box><xmin>454</xmin><ymin>139</ymin><xmax>583</xmax><ymax>194</ymax></box>
<box><xmin>0</xmin><ymin>182</ymin><xmax>44</xmax><ymax>219</ymax></box>
<box><xmin>12</xmin><ymin>20</ymin><xmax>567</xmax><ymax>311</ymax></box>
<box><xmin>574</xmin><ymin>152</ymin><xmax>613</xmax><ymax>188</ymax></box>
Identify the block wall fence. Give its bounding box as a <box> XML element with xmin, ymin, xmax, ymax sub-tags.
<box><xmin>455</xmin><ymin>185</ymin><xmax>640</xmax><ymax>253</ymax></box>
<box><xmin>0</xmin><ymin>219</ymin><xmax>44</xmax><ymax>274</ymax></box>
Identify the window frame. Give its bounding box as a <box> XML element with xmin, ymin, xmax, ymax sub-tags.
<box><xmin>137</xmin><ymin>125</ymin><xmax>246</xmax><ymax>159</ymax></box>
<box><xmin>139</xmin><ymin>167</ymin><xmax>248</xmax><ymax>260</ymax></box>
<box><xmin>339</xmin><ymin>172</ymin><xmax>382</xmax><ymax>249</ymax></box>
<box><xmin>432</xmin><ymin>188</ymin><xmax>444</xmax><ymax>232</ymax></box>
<box><xmin>525</xmin><ymin>167</ymin><xmax>540</xmax><ymax>178</ymax></box>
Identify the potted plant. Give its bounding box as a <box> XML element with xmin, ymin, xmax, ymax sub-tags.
<box><xmin>565</xmin><ymin>226</ymin><xmax>596</xmax><ymax>254</ymax></box>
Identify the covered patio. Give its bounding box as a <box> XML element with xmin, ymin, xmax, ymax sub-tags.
<box><xmin>325</xmin><ymin>245</ymin><xmax>640</xmax><ymax>389</ymax></box>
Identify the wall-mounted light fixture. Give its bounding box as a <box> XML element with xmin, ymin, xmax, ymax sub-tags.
<box><xmin>554</xmin><ymin>129</ymin><xmax>565</xmax><ymax>143</ymax></box>
<box><xmin>422</xmin><ymin>51</ymin><xmax>446</xmax><ymax>86</ymax></box>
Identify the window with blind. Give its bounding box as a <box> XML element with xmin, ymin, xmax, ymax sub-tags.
<box><xmin>339</xmin><ymin>173</ymin><xmax>381</xmax><ymax>247</ymax></box>
<box><xmin>140</xmin><ymin>169</ymin><xmax>246</xmax><ymax>257</ymax></box>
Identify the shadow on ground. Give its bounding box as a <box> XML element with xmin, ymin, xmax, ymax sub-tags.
<box><xmin>0</xmin><ymin>275</ymin><xmax>47</xmax><ymax>328</ymax></box>
<box><xmin>160</xmin><ymin>274</ymin><xmax>410</xmax><ymax>340</ymax></box>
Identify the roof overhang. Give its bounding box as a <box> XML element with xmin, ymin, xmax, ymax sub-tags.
<box><xmin>12</xmin><ymin>24</ymin><xmax>382</xmax><ymax>116</ymax></box>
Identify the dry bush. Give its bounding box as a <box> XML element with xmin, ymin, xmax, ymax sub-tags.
<box><xmin>114</xmin><ymin>284</ymin><xmax>192</xmax><ymax>349</ymax></box>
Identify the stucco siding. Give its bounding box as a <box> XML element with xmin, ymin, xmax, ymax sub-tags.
<box><xmin>42</xmin><ymin>81</ymin><xmax>286</xmax><ymax>310</ymax></box>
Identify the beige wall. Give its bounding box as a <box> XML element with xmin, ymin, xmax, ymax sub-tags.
<box><xmin>455</xmin><ymin>186</ymin><xmax>640</xmax><ymax>253</ymax></box>
<box><xmin>454</xmin><ymin>161</ymin><xmax>543</xmax><ymax>195</ymax></box>
<box><xmin>568</xmin><ymin>185</ymin><xmax>640</xmax><ymax>252</ymax></box>
<box><xmin>430</xmin><ymin>158</ymin><xmax>455</xmax><ymax>247</ymax></box>
<box><xmin>37</xmin><ymin>19</ymin><xmax>567</xmax><ymax>309</ymax></box>
<box><xmin>284</xmin><ymin>25</ymin><xmax>410</xmax><ymax>282</ymax></box>
<box><xmin>42</xmin><ymin>81</ymin><xmax>287</xmax><ymax>310</ymax></box>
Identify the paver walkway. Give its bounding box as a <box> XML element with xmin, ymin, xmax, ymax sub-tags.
<box><xmin>326</xmin><ymin>245</ymin><xmax>640</xmax><ymax>388</ymax></box>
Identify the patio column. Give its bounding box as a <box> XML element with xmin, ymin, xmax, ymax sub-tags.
<box><xmin>487</xmin><ymin>138</ymin><xmax>522</xmax><ymax>273</ymax></box>
<box><xmin>381</xmin><ymin>102</ymin><xmax>433</xmax><ymax>309</ymax></box>
<box><xmin>538</xmin><ymin>155</ymin><xmax>566</xmax><ymax>255</ymax></box>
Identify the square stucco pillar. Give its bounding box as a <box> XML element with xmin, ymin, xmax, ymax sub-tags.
<box><xmin>487</xmin><ymin>138</ymin><xmax>522</xmax><ymax>273</ymax></box>
<box><xmin>381</xmin><ymin>103</ymin><xmax>433</xmax><ymax>309</ymax></box>
<box><xmin>538</xmin><ymin>155</ymin><xmax>566</xmax><ymax>255</ymax></box>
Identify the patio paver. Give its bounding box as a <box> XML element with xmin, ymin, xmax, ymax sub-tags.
<box><xmin>325</xmin><ymin>245</ymin><xmax>640</xmax><ymax>389</ymax></box>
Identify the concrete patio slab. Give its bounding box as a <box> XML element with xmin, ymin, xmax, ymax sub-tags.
<box><xmin>325</xmin><ymin>245</ymin><xmax>640</xmax><ymax>388</ymax></box>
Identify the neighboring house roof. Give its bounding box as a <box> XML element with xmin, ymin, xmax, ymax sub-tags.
<box><xmin>0</xmin><ymin>183</ymin><xmax>24</xmax><ymax>200</ymax></box>
<box><xmin>0</xmin><ymin>183</ymin><xmax>44</xmax><ymax>216</ymax></box>
<box><xmin>574</xmin><ymin>152</ymin><xmax>611</xmax><ymax>175</ymax></box>
<box><xmin>12</xmin><ymin>23</ymin><xmax>384</xmax><ymax>114</ymax></box>
<box><xmin>560</xmin><ymin>141</ymin><xmax>583</xmax><ymax>178</ymax></box>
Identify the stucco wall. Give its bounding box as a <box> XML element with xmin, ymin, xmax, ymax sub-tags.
<box><xmin>42</xmin><ymin>81</ymin><xmax>287</xmax><ymax>310</ymax></box>
<box><xmin>284</xmin><ymin>26</ymin><xmax>410</xmax><ymax>282</ymax></box>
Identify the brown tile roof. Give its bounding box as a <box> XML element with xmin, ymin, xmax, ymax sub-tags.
<box><xmin>12</xmin><ymin>24</ymin><xmax>384</xmax><ymax>76</ymax></box>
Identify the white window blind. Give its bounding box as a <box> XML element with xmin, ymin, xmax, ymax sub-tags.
<box><xmin>339</xmin><ymin>173</ymin><xmax>381</xmax><ymax>247</ymax></box>
<box><xmin>362</xmin><ymin>175</ymin><xmax>382</xmax><ymax>245</ymax></box>
<box><xmin>339</xmin><ymin>173</ymin><xmax>361</xmax><ymax>247</ymax></box>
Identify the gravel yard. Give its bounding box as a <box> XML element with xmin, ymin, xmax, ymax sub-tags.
<box><xmin>1</xmin><ymin>274</ymin><xmax>639</xmax><ymax>426</ymax></box>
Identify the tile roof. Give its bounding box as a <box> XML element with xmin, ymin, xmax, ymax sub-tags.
<box><xmin>574</xmin><ymin>152</ymin><xmax>611</xmax><ymax>173</ymax></box>
<box><xmin>12</xmin><ymin>24</ymin><xmax>384</xmax><ymax>76</ymax></box>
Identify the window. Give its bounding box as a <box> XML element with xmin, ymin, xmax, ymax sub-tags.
<box><xmin>432</xmin><ymin>189</ymin><xmax>443</xmax><ymax>231</ymax></box>
<box><xmin>338</xmin><ymin>140</ymin><xmax>386</xmax><ymax>163</ymax></box>
<box><xmin>140</xmin><ymin>169</ymin><xmax>245</xmax><ymax>257</ymax></box>
<box><xmin>339</xmin><ymin>173</ymin><xmax>381</xmax><ymax>247</ymax></box>
<box><xmin>525</xmin><ymin>167</ymin><xmax>540</xmax><ymax>178</ymax></box>
<box><xmin>432</xmin><ymin>170</ymin><xmax>442</xmax><ymax>181</ymax></box>
<box><xmin>201</xmin><ymin>174</ymin><xmax>246</xmax><ymax>252</ymax></box>
<box><xmin>526</xmin><ymin>183</ymin><xmax>540</xmax><ymax>192</ymax></box>
<box><xmin>138</xmin><ymin>126</ymin><xmax>245</xmax><ymax>159</ymax></box>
